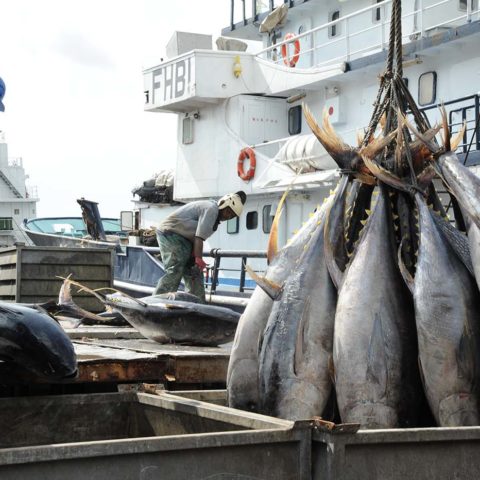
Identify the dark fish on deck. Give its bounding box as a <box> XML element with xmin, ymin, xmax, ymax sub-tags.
<box><xmin>57</xmin><ymin>277</ymin><xmax>239</xmax><ymax>346</ymax></box>
<box><xmin>0</xmin><ymin>302</ymin><xmax>77</xmax><ymax>379</ymax></box>
<box><xmin>334</xmin><ymin>187</ymin><xmax>420</xmax><ymax>428</ymax></box>
<box><xmin>258</xmin><ymin>204</ymin><xmax>337</xmax><ymax>420</ymax></box>
<box><xmin>401</xmin><ymin>194</ymin><xmax>480</xmax><ymax>426</ymax></box>
<box><xmin>227</xmin><ymin>190</ymin><xmax>334</xmax><ymax>411</ymax></box>
<box><xmin>105</xmin><ymin>294</ymin><xmax>240</xmax><ymax>346</ymax></box>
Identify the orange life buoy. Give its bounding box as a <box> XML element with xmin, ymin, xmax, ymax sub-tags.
<box><xmin>281</xmin><ymin>33</ymin><xmax>300</xmax><ymax>67</ymax></box>
<box><xmin>237</xmin><ymin>147</ymin><xmax>256</xmax><ymax>182</ymax></box>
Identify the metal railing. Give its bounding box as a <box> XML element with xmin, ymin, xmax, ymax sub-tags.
<box><xmin>138</xmin><ymin>245</ymin><xmax>267</xmax><ymax>295</ymax></box>
<box><xmin>205</xmin><ymin>248</ymin><xmax>267</xmax><ymax>295</ymax></box>
<box><xmin>419</xmin><ymin>94</ymin><xmax>480</xmax><ymax>221</ymax></box>
<box><xmin>253</xmin><ymin>0</ymin><xmax>480</xmax><ymax>70</ymax></box>
<box><xmin>7</xmin><ymin>157</ymin><xmax>23</xmax><ymax>168</ymax></box>
<box><xmin>419</xmin><ymin>94</ymin><xmax>480</xmax><ymax>155</ymax></box>
<box><xmin>230</xmin><ymin>0</ymin><xmax>299</xmax><ymax>31</ymax></box>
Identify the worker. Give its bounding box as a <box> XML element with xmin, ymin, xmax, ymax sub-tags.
<box><xmin>153</xmin><ymin>191</ymin><xmax>247</xmax><ymax>301</ymax></box>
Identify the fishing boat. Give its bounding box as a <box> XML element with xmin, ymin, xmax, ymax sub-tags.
<box><xmin>139</xmin><ymin>0</ymin><xmax>480</xmax><ymax>263</ymax></box>
<box><xmin>23</xmin><ymin>0</ymin><xmax>480</xmax><ymax>296</ymax></box>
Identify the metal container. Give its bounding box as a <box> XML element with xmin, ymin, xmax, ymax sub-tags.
<box><xmin>0</xmin><ymin>245</ymin><xmax>113</xmax><ymax>311</ymax></box>
<box><xmin>0</xmin><ymin>391</ymin><xmax>311</xmax><ymax>480</ymax></box>
<box><xmin>312</xmin><ymin>427</ymin><xmax>480</xmax><ymax>480</ymax></box>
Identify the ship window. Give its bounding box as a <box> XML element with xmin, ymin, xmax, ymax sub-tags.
<box><xmin>14</xmin><ymin>209</ymin><xmax>19</xmax><ymax>215</ymax></box>
<box><xmin>373</xmin><ymin>0</ymin><xmax>383</xmax><ymax>22</ymax></box>
<box><xmin>288</xmin><ymin>105</ymin><xmax>302</xmax><ymax>135</ymax></box>
<box><xmin>182</xmin><ymin>116</ymin><xmax>194</xmax><ymax>144</ymax></box>
<box><xmin>329</xmin><ymin>10</ymin><xmax>340</xmax><ymax>38</ymax></box>
<box><xmin>262</xmin><ymin>205</ymin><xmax>274</xmax><ymax>233</ymax></box>
<box><xmin>0</xmin><ymin>218</ymin><xmax>13</xmax><ymax>230</ymax></box>
<box><xmin>227</xmin><ymin>217</ymin><xmax>239</xmax><ymax>234</ymax></box>
<box><xmin>246</xmin><ymin>211</ymin><xmax>258</xmax><ymax>230</ymax></box>
<box><xmin>418</xmin><ymin>71</ymin><xmax>437</xmax><ymax>106</ymax></box>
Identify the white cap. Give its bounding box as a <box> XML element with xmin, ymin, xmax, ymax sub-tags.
<box><xmin>218</xmin><ymin>192</ymin><xmax>244</xmax><ymax>216</ymax></box>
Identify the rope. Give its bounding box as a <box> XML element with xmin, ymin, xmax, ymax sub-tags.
<box><xmin>395</xmin><ymin>0</ymin><xmax>403</xmax><ymax>78</ymax></box>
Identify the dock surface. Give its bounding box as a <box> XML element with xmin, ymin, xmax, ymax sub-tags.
<box><xmin>0</xmin><ymin>326</ymin><xmax>231</xmax><ymax>387</ymax></box>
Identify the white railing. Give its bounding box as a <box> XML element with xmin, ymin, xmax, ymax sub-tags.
<box><xmin>255</xmin><ymin>0</ymin><xmax>480</xmax><ymax>69</ymax></box>
<box><xmin>26</xmin><ymin>186</ymin><xmax>38</xmax><ymax>199</ymax></box>
<box><xmin>8</xmin><ymin>157</ymin><xmax>23</xmax><ymax>168</ymax></box>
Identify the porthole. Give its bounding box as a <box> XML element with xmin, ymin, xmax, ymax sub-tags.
<box><xmin>182</xmin><ymin>117</ymin><xmax>194</xmax><ymax>144</ymax></box>
<box><xmin>329</xmin><ymin>10</ymin><xmax>340</xmax><ymax>38</ymax></box>
<box><xmin>262</xmin><ymin>205</ymin><xmax>274</xmax><ymax>233</ymax></box>
<box><xmin>288</xmin><ymin>105</ymin><xmax>302</xmax><ymax>135</ymax></box>
<box><xmin>418</xmin><ymin>71</ymin><xmax>437</xmax><ymax>106</ymax></box>
<box><xmin>227</xmin><ymin>217</ymin><xmax>239</xmax><ymax>234</ymax></box>
<box><xmin>246</xmin><ymin>211</ymin><xmax>258</xmax><ymax>230</ymax></box>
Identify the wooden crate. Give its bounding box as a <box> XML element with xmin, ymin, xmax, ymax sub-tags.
<box><xmin>0</xmin><ymin>245</ymin><xmax>114</xmax><ymax>312</ymax></box>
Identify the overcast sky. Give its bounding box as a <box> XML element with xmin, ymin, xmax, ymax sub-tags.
<box><xmin>0</xmin><ymin>0</ymin><xmax>233</xmax><ymax>217</ymax></box>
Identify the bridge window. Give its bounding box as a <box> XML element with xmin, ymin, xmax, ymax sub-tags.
<box><xmin>0</xmin><ymin>218</ymin><xmax>13</xmax><ymax>230</ymax></box>
<box><xmin>288</xmin><ymin>105</ymin><xmax>302</xmax><ymax>135</ymax></box>
<box><xmin>329</xmin><ymin>10</ymin><xmax>340</xmax><ymax>38</ymax></box>
<box><xmin>246</xmin><ymin>211</ymin><xmax>258</xmax><ymax>230</ymax></box>
<box><xmin>227</xmin><ymin>217</ymin><xmax>239</xmax><ymax>234</ymax></box>
<box><xmin>263</xmin><ymin>205</ymin><xmax>274</xmax><ymax>233</ymax></box>
<box><xmin>418</xmin><ymin>71</ymin><xmax>437</xmax><ymax>106</ymax></box>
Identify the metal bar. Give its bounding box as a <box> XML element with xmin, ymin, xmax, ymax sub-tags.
<box><xmin>419</xmin><ymin>0</ymin><xmax>424</xmax><ymax>37</ymax></box>
<box><xmin>252</xmin><ymin>0</ymin><xmax>257</xmax><ymax>21</ymax></box>
<box><xmin>345</xmin><ymin>17</ymin><xmax>350</xmax><ymax>61</ymax></box>
<box><xmin>420</xmin><ymin>94</ymin><xmax>479</xmax><ymax>111</ymax></box>
<box><xmin>243</xmin><ymin>0</ymin><xmax>247</xmax><ymax>25</ymax></box>
<box><xmin>231</xmin><ymin>0</ymin><xmax>234</xmax><ymax>30</ymax></box>
<box><xmin>476</xmin><ymin>95</ymin><xmax>480</xmax><ymax>151</ymax></box>
<box><xmin>210</xmin><ymin>256</ymin><xmax>221</xmax><ymax>294</ymax></box>
<box><xmin>239</xmin><ymin>257</ymin><xmax>247</xmax><ymax>293</ymax></box>
<box><xmin>207</xmin><ymin>249</ymin><xmax>267</xmax><ymax>258</ymax></box>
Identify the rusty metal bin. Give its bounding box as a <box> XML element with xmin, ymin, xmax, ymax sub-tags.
<box><xmin>312</xmin><ymin>426</ymin><xmax>480</xmax><ymax>480</ymax></box>
<box><xmin>0</xmin><ymin>391</ymin><xmax>311</xmax><ymax>480</ymax></box>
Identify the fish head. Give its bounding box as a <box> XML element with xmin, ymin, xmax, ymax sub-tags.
<box><xmin>0</xmin><ymin>303</ymin><xmax>77</xmax><ymax>379</ymax></box>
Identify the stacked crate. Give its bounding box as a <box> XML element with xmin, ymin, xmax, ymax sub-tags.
<box><xmin>0</xmin><ymin>245</ymin><xmax>113</xmax><ymax>312</ymax></box>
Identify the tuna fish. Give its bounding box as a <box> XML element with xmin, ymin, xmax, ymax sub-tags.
<box><xmin>57</xmin><ymin>278</ymin><xmax>240</xmax><ymax>346</ymax></box>
<box><xmin>227</xmin><ymin>192</ymin><xmax>334</xmax><ymax>411</ymax></box>
<box><xmin>0</xmin><ymin>302</ymin><xmax>77</xmax><ymax>379</ymax></box>
<box><xmin>465</xmin><ymin>217</ymin><xmax>480</xmax><ymax>291</ymax></box>
<box><xmin>258</xmin><ymin>204</ymin><xmax>337</xmax><ymax>420</ymax></box>
<box><xmin>105</xmin><ymin>293</ymin><xmax>240</xmax><ymax>346</ymax></box>
<box><xmin>401</xmin><ymin>194</ymin><xmax>480</xmax><ymax>426</ymax></box>
<box><xmin>334</xmin><ymin>186</ymin><xmax>420</xmax><ymax>428</ymax></box>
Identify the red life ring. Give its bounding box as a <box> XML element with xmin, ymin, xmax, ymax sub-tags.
<box><xmin>237</xmin><ymin>147</ymin><xmax>256</xmax><ymax>182</ymax></box>
<box><xmin>281</xmin><ymin>33</ymin><xmax>300</xmax><ymax>67</ymax></box>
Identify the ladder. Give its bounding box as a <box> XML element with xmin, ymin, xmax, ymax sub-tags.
<box><xmin>0</xmin><ymin>170</ymin><xmax>23</xmax><ymax>198</ymax></box>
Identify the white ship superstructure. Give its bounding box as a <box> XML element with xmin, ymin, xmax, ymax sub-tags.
<box><xmin>0</xmin><ymin>133</ymin><xmax>38</xmax><ymax>246</ymax></box>
<box><xmin>141</xmin><ymin>0</ymin><xmax>480</xmax><ymax>279</ymax></box>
